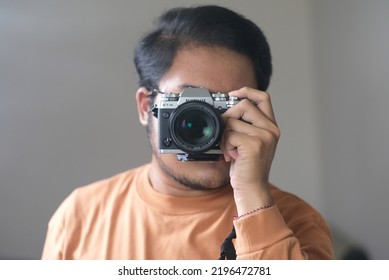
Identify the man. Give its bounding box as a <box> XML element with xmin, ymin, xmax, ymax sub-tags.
<box><xmin>42</xmin><ymin>5</ymin><xmax>334</xmax><ymax>259</ymax></box>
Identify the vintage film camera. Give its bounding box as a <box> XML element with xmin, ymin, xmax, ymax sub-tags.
<box><xmin>150</xmin><ymin>87</ymin><xmax>240</xmax><ymax>161</ymax></box>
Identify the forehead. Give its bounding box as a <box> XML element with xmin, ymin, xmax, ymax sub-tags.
<box><xmin>158</xmin><ymin>45</ymin><xmax>257</xmax><ymax>93</ymax></box>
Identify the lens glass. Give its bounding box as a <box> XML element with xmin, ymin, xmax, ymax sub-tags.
<box><xmin>170</xmin><ymin>101</ymin><xmax>221</xmax><ymax>153</ymax></box>
<box><xmin>175</xmin><ymin>110</ymin><xmax>214</xmax><ymax>146</ymax></box>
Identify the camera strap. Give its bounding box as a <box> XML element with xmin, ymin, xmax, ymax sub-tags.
<box><xmin>218</xmin><ymin>226</ymin><xmax>237</xmax><ymax>260</ymax></box>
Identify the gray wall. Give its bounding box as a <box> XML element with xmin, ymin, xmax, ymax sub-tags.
<box><xmin>313</xmin><ymin>0</ymin><xmax>389</xmax><ymax>259</ymax></box>
<box><xmin>0</xmin><ymin>0</ymin><xmax>387</xmax><ymax>259</ymax></box>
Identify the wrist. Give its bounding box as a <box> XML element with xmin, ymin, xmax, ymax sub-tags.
<box><xmin>233</xmin><ymin>184</ymin><xmax>273</xmax><ymax>217</ymax></box>
<box><xmin>233</xmin><ymin>203</ymin><xmax>274</xmax><ymax>220</ymax></box>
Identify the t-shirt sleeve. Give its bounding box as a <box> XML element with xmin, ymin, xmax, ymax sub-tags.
<box><xmin>233</xmin><ymin>206</ymin><xmax>334</xmax><ymax>260</ymax></box>
<box><xmin>41</xmin><ymin>195</ymin><xmax>72</xmax><ymax>260</ymax></box>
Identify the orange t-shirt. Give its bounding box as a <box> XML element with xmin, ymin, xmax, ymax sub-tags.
<box><xmin>42</xmin><ymin>164</ymin><xmax>334</xmax><ymax>259</ymax></box>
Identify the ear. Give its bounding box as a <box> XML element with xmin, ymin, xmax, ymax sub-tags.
<box><xmin>135</xmin><ymin>87</ymin><xmax>152</xmax><ymax>127</ymax></box>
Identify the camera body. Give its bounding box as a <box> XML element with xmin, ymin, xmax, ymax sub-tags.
<box><xmin>151</xmin><ymin>87</ymin><xmax>240</xmax><ymax>161</ymax></box>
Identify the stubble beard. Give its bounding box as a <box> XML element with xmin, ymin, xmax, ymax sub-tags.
<box><xmin>146</xmin><ymin>116</ymin><xmax>230</xmax><ymax>191</ymax></box>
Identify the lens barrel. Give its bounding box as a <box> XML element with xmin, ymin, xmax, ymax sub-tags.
<box><xmin>169</xmin><ymin>101</ymin><xmax>222</xmax><ymax>153</ymax></box>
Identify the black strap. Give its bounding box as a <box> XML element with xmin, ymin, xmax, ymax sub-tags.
<box><xmin>218</xmin><ymin>226</ymin><xmax>237</xmax><ymax>260</ymax></box>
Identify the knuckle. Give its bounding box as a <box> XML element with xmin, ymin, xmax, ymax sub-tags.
<box><xmin>240</xmin><ymin>86</ymin><xmax>252</xmax><ymax>92</ymax></box>
<box><xmin>273</xmin><ymin>126</ymin><xmax>281</xmax><ymax>139</ymax></box>
<box><xmin>261</xmin><ymin>91</ymin><xmax>271</xmax><ymax>102</ymax></box>
<box><xmin>262</xmin><ymin>131</ymin><xmax>274</xmax><ymax>143</ymax></box>
<box><xmin>256</xmin><ymin>129</ymin><xmax>279</xmax><ymax>146</ymax></box>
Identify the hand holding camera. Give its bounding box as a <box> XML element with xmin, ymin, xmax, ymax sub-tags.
<box><xmin>221</xmin><ymin>87</ymin><xmax>280</xmax><ymax>215</ymax></box>
<box><xmin>151</xmin><ymin>86</ymin><xmax>279</xmax><ymax>214</ymax></box>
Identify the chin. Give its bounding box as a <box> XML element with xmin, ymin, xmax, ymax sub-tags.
<box><xmin>156</xmin><ymin>153</ymin><xmax>231</xmax><ymax>190</ymax></box>
<box><xmin>183</xmin><ymin>158</ymin><xmax>230</xmax><ymax>178</ymax></box>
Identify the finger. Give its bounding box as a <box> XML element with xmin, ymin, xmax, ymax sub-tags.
<box><xmin>221</xmin><ymin>128</ymin><xmax>279</xmax><ymax>162</ymax></box>
<box><xmin>223</xmin><ymin>117</ymin><xmax>279</xmax><ymax>139</ymax></box>
<box><xmin>228</xmin><ymin>87</ymin><xmax>277</xmax><ymax>124</ymax></box>
<box><xmin>221</xmin><ymin>130</ymin><xmax>251</xmax><ymax>161</ymax></box>
<box><xmin>222</xmin><ymin>99</ymin><xmax>279</xmax><ymax>134</ymax></box>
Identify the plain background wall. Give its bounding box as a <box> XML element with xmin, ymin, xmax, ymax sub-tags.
<box><xmin>0</xmin><ymin>0</ymin><xmax>387</xmax><ymax>259</ymax></box>
<box><xmin>312</xmin><ymin>0</ymin><xmax>389</xmax><ymax>259</ymax></box>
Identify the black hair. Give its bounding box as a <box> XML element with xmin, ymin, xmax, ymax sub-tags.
<box><xmin>134</xmin><ymin>5</ymin><xmax>272</xmax><ymax>92</ymax></box>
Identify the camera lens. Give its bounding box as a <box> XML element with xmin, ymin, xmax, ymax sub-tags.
<box><xmin>170</xmin><ymin>101</ymin><xmax>221</xmax><ymax>153</ymax></box>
